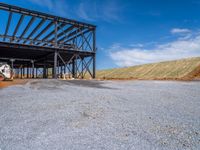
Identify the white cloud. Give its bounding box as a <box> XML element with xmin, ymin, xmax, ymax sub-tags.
<box><xmin>110</xmin><ymin>32</ymin><xmax>200</xmax><ymax>67</ymax></box>
<box><xmin>171</xmin><ymin>28</ymin><xmax>191</xmax><ymax>34</ymax></box>
<box><xmin>129</xmin><ymin>43</ymin><xmax>144</xmax><ymax>48</ymax></box>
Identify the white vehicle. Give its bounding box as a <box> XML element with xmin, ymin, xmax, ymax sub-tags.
<box><xmin>0</xmin><ymin>63</ymin><xmax>13</xmax><ymax>81</ymax></box>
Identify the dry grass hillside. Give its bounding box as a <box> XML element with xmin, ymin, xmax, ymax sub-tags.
<box><xmin>96</xmin><ymin>57</ymin><xmax>200</xmax><ymax>80</ymax></box>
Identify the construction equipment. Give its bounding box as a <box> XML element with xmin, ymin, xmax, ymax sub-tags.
<box><xmin>0</xmin><ymin>62</ymin><xmax>13</xmax><ymax>81</ymax></box>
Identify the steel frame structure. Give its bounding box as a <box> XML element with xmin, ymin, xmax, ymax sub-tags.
<box><xmin>0</xmin><ymin>3</ymin><xmax>96</xmax><ymax>79</ymax></box>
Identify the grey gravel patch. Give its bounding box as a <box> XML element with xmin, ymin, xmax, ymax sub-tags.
<box><xmin>0</xmin><ymin>80</ymin><xmax>200</xmax><ymax>150</ymax></box>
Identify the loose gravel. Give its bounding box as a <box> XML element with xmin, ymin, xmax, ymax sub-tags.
<box><xmin>0</xmin><ymin>79</ymin><xmax>200</xmax><ymax>150</ymax></box>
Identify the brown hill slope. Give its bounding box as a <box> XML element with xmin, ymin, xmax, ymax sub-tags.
<box><xmin>96</xmin><ymin>57</ymin><xmax>200</xmax><ymax>80</ymax></box>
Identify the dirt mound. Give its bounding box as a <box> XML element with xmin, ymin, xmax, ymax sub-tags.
<box><xmin>0</xmin><ymin>79</ymin><xmax>28</xmax><ymax>88</ymax></box>
<box><xmin>182</xmin><ymin>65</ymin><xmax>200</xmax><ymax>80</ymax></box>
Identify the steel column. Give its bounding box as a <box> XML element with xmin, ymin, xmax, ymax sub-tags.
<box><xmin>93</xmin><ymin>30</ymin><xmax>96</xmax><ymax>78</ymax></box>
<box><xmin>43</xmin><ymin>62</ymin><xmax>47</xmax><ymax>78</ymax></box>
<box><xmin>10</xmin><ymin>59</ymin><xmax>14</xmax><ymax>79</ymax></box>
<box><xmin>46</xmin><ymin>68</ymin><xmax>48</xmax><ymax>78</ymax></box>
<box><xmin>31</xmin><ymin>60</ymin><xmax>34</xmax><ymax>78</ymax></box>
<box><xmin>53</xmin><ymin>20</ymin><xmax>58</xmax><ymax>79</ymax></box>
<box><xmin>72</xmin><ymin>58</ymin><xmax>75</xmax><ymax>78</ymax></box>
<box><xmin>54</xmin><ymin>50</ymin><xmax>58</xmax><ymax>78</ymax></box>
<box><xmin>27</xmin><ymin>65</ymin><xmax>29</xmax><ymax>78</ymax></box>
<box><xmin>23</xmin><ymin>67</ymin><xmax>25</xmax><ymax>77</ymax></box>
<box><xmin>36</xmin><ymin>68</ymin><xmax>38</xmax><ymax>78</ymax></box>
<box><xmin>20</xmin><ymin>67</ymin><xmax>22</xmax><ymax>78</ymax></box>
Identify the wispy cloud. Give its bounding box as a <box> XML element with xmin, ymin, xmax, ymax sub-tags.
<box><xmin>27</xmin><ymin>0</ymin><xmax>123</xmax><ymax>22</ymax></box>
<box><xmin>171</xmin><ymin>28</ymin><xmax>191</xmax><ymax>34</ymax></box>
<box><xmin>139</xmin><ymin>11</ymin><xmax>161</xmax><ymax>17</ymax></box>
<box><xmin>101</xmin><ymin>1</ymin><xmax>123</xmax><ymax>21</ymax></box>
<box><xmin>76</xmin><ymin>1</ymin><xmax>97</xmax><ymax>21</ymax></box>
<box><xmin>77</xmin><ymin>2</ymin><xmax>93</xmax><ymax>21</ymax></box>
<box><xmin>27</xmin><ymin>0</ymin><xmax>69</xmax><ymax>17</ymax></box>
<box><xmin>76</xmin><ymin>0</ymin><xmax>123</xmax><ymax>22</ymax></box>
<box><xmin>110</xmin><ymin>30</ymin><xmax>200</xmax><ymax>67</ymax></box>
<box><xmin>27</xmin><ymin>0</ymin><xmax>53</xmax><ymax>10</ymax></box>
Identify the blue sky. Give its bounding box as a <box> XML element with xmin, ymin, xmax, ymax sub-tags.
<box><xmin>1</xmin><ymin>0</ymin><xmax>200</xmax><ymax>69</ymax></box>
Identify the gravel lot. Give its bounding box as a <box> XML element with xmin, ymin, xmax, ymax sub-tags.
<box><xmin>0</xmin><ymin>79</ymin><xmax>200</xmax><ymax>150</ymax></box>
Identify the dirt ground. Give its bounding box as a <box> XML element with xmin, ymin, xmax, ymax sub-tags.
<box><xmin>0</xmin><ymin>79</ymin><xmax>28</xmax><ymax>88</ymax></box>
<box><xmin>1</xmin><ymin>77</ymin><xmax>199</xmax><ymax>89</ymax></box>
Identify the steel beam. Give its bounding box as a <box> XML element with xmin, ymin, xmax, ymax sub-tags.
<box><xmin>37</xmin><ymin>23</ymin><xmax>66</xmax><ymax>45</ymax></box>
<box><xmin>56</xmin><ymin>25</ymin><xmax>75</xmax><ymax>43</ymax></box>
<box><xmin>79</xmin><ymin>32</ymin><xmax>92</xmax><ymax>50</ymax></box>
<box><xmin>78</xmin><ymin>28</ymin><xmax>93</xmax><ymax>51</ymax></box>
<box><xmin>0</xmin><ymin>57</ymin><xmax>33</xmax><ymax>62</ymax></box>
<box><xmin>17</xmin><ymin>16</ymin><xmax>36</xmax><ymax>42</ymax></box>
<box><xmin>45</xmin><ymin>25</ymin><xmax>74</xmax><ymax>47</ymax></box>
<box><xmin>54</xmin><ymin>21</ymin><xmax>58</xmax><ymax>47</ymax></box>
<box><xmin>0</xmin><ymin>3</ymin><xmax>96</xmax><ymax>28</ymax></box>
<box><xmin>0</xmin><ymin>41</ymin><xmax>95</xmax><ymax>55</ymax></box>
<box><xmin>64</xmin><ymin>29</ymin><xmax>90</xmax><ymax>44</ymax></box>
<box><xmin>33</xmin><ymin>21</ymin><xmax>54</xmax><ymax>41</ymax></box>
<box><xmin>58</xmin><ymin>27</ymin><xmax>85</xmax><ymax>45</ymax></box>
<box><xmin>82</xmin><ymin>59</ymin><xmax>92</xmax><ymax>77</ymax></box>
<box><xmin>4</xmin><ymin>12</ymin><xmax>12</xmax><ymax>41</ymax></box>
<box><xmin>23</xmin><ymin>19</ymin><xmax>46</xmax><ymax>44</ymax></box>
<box><xmin>13</xmin><ymin>14</ymin><xmax>25</xmax><ymax>39</ymax></box>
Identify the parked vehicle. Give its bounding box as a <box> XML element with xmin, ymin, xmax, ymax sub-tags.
<box><xmin>0</xmin><ymin>63</ymin><xmax>13</xmax><ymax>81</ymax></box>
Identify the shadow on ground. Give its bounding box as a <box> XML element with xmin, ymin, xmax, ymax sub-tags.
<box><xmin>63</xmin><ymin>80</ymin><xmax>114</xmax><ymax>89</ymax></box>
<box><xmin>29</xmin><ymin>79</ymin><xmax>114</xmax><ymax>90</ymax></box>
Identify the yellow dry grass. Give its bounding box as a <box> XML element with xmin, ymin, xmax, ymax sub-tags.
<box><xmin>95</xmin><ymin>57</ymin><xmax>200</xmax><ymax>80</ymax></box>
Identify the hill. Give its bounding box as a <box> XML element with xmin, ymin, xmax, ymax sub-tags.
<box><xmin>96</xmin><ymin>57</ymin><xmax>200</xmax><ymax>80</ymax></box>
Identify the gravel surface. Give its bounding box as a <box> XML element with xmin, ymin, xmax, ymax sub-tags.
<box><xmin>0</xmin><ymin>79</ymin><xmax>200</xmax><ymax>150</ymax></box>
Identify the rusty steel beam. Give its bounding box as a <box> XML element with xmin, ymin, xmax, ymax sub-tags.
<box><xmin>33</xmin><ymin>21</ymin><xmax>54</xmax><ymax>41</ymax></box>
<box><xmin>13</xmin><ymin>14</ymin><xmax>24</xmax><ymax>39</ymax></box>
<box><xmin>23</xmin><ymin>19</ymin><xmax>46</xmax><ymax>44</ymax></box>
<box><xmin>17</xmin><ymin>16</ymin><xmax>36</xmax><ymax>42</ymax></box>
<box><xmin>3</xmin><ymin>12</ymin><xmax>12</xmax><ymax>41</ymax></box>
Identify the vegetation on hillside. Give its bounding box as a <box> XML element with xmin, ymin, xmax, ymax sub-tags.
<box><xmin>95</xmin><ymin>57</ymin><xmax>200</xmax><ymax>80</ymax></box>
